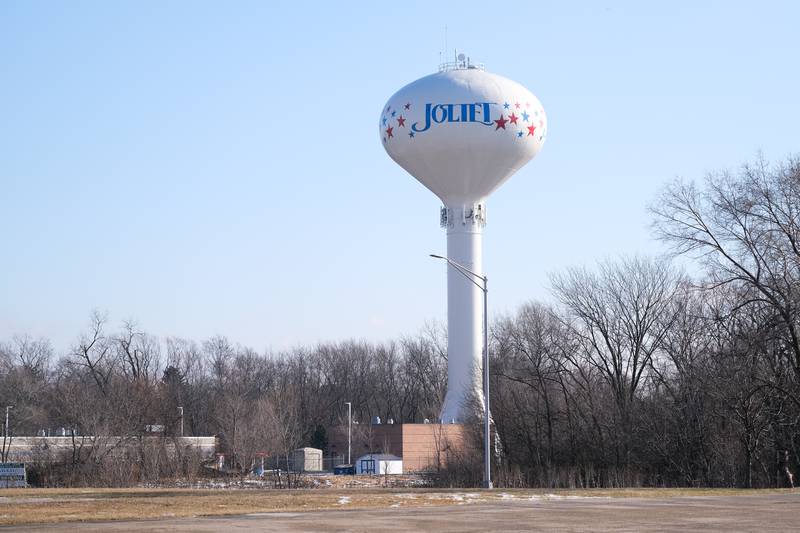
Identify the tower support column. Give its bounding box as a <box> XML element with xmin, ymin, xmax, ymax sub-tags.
<box><xmin>439</xmin><ymin>203</ymin><xmax>485</xmax><ymax>423</ymax></box>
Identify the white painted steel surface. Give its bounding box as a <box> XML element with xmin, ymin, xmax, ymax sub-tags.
<box><xmin>380</xmin><ymin>66</ymin><xmax>546</xmax><ymax>422</ymax></box>
<box><xmin>380</xmin><ymin>68</ymin><xmax>546</xmax><ymax>204</ymax></box>
<box><xmin>441</xmin><ymin>213</ymin><xmax>484</xmax><ymax>422</ymax></box>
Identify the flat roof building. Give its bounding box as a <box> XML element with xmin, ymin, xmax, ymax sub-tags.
<box><xmin>329</xmin><ymin>423</ymin><xmax>470</xmax><ymax>472</ymax></box>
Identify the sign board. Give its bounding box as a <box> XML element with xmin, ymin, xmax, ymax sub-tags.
<box><xmin>0</xmin><ymin>463</ymin><xmax>26</xmax><ymax>488</ymax></box>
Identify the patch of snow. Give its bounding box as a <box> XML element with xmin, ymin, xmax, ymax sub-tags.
<box><xmin>338</xmin><ymin>496</ymin><xmax>351</xmax><ymax>505</ymax></box>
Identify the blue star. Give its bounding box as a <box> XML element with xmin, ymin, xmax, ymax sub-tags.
<box><xmin>517</xmin><ymin>131</ymin><xmax>524</xmax><ymax>138</ymax></box>
<box><xmin>382</xmin><ymin>117</ymin><xmax>387</xmax><ymax>125</ymax></box>
<box><xmin>521</xmin><ymin>111</ymin><xmax>530</xmax><ymax>122</ymax></box>
<box><xmin>408</xmin><ymin>131</ymin><xmax>415</xmax><ymax>138</ymax></box>
<box><xmin>391</xmin><ymin>110</ymin><xmax>396</xmax><ymax>117</ymax></box>
<box><xmin>503</xmin><ymin>102</ymin><xmax>510</xmax><ymax>109</ymax></box>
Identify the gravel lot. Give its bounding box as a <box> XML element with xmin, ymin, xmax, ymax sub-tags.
<box><xmin>7</xmin><ymin>490</ymin><xmax>799</xmax><ymax>532</ymax></box>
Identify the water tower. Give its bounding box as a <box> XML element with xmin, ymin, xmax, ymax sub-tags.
<box><xmin>380</xmin><ymin>55</ymin><xmax>547</xmax><ymax>423</ymax></box>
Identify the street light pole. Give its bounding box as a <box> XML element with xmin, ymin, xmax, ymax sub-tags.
<box><xmin>482</xmin><ymin>274</ymin><xmax>491</xmax><ymax>489</ymax></box>
<box><xmin>178</xmin><ymin>406</ymin><xmax>184</xmax><ymax>437</ymax></box>
<box><xmin>430</xmin><ymin>254</ymin><xmax>493</xmax><ymax>490</ymax></box>
<box><xmin>344</xmin><ymin>402</ymin><xmax>352</xmax><ymax>465</ymax></box>
<box><xmin>4</xmin><ymin>406</ymin><xmax>12</xmax><ymax>439</ymax></box>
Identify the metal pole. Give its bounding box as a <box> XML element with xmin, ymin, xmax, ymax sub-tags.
<box><xmin>178</xmin><ymin>406</ymin><xmax>184</xmax><ymax>437</ymax></box>
<box><xmin>483</xmin><ymin>276</ymin><xmax>492</xmax><ymax>489</ymax></box>
<box><xmin>429</xmin><ymin>254</ymin><xmax>493</xmax><ymax>490</ymax></box>
<box><xmin>4</xmin><ymin>406</ymin><xmax>10</xmax><ymax>438</ymax></box>
<box><xmin>345</xmin><ymin>402</ymin><xmax>352</xmax><ymax>465</ymax></box>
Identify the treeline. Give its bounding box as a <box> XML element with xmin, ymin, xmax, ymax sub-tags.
<box><xmin>2</xmin><ymin>156</ymin><xmax>799</xmax><ymax>488</ymax></box>
<box><xmin>0</xmin><ymin>318</ymin><xmax>451</xmax><ymax>486</ymax></box>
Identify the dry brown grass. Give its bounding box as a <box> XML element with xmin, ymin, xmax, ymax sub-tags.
<box><xmin>0</xmin><ymin>487</ymin><xmax>793</xmax><ymax>526</ymax></box>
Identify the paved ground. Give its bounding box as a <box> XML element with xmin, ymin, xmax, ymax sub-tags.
<box><xmin>9</xmin><ymin>492</ymin><xmax>799</xmax><ymax>532</ymax></box>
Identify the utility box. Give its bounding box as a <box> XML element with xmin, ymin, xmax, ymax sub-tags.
<box><xmin>292</xmin><ymin>447</ymin><xmax>323</xmax><ymax>472</ymax></box>
<box><xmin>334</xmin><ymin>464</ymin><xmax>354</xmax><ymax>475</ymax></box>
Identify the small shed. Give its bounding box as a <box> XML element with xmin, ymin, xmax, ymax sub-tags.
<box><xmin>355</xmin><ymin>453</ymin><xmax>403</xmax><ymax>475</ymax></box>
<box><xmin>292</xmin><ymin>447</ymin><xmax>323</xmax><ymax>472</ymax></box>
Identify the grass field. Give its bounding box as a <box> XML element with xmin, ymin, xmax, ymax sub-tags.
<box><xmin>0</xmin><ymin>487</ymin><xmax>794</xmax><ymax>527</ymax></box>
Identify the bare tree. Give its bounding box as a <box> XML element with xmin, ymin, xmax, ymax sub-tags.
<box><xmin>115</xmin><ymin>321</ymin><xmax>160</xmax><ymax>382</ymax></box>
<box><xmin>0</xmin><ymin>335</ymin><xmax>52</xmax><ymax>375</ymax></box>
<box><xmin>652</xmin><ymin>157</ymin><xmax>800</xmax><ymax>386</ymax></box>
<box><xmin>68</xmin><ymin>311</ymin><xmax>113</xmax><ymax>396</ymax></box>
<box><xmin>551</xmin><ymin>256</ymin><xmax>681</xmax><ymax>468</ymax></box>
<box><xmin>494</xmin><ymin>303</ymin><xmax>570</xmax><ymax>469</ymax></box>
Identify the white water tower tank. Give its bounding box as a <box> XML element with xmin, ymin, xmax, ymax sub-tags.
<box><xmin>380</xmin><ymin>59</ymin><xmax>547</xmax><ymax>422</ymax></box>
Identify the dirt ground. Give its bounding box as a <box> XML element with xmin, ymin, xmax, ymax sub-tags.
<box><xmin>0</xmin><ymin>488</ymin><xmax>797</xmax><ymax>531</ymax></box>
<box><xmin>3</xmin><ymin>490</ymin><xmax>800</xmax><ymax>532</ymax></box>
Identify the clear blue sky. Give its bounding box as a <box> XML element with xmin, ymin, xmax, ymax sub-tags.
<box><xmin>2</xmin><ymin>1</ymin><xmax>798</xmax><ymax>353</ymax></box>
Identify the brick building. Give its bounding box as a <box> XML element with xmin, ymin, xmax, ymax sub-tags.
<box><xmin>328</xmin><ymin>423</ymin><xmax>472</xmax><ymax>471</ymax></box>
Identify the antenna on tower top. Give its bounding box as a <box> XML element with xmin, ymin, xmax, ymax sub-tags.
<box><xmin>438</xmin><ymin>50</ymin><xmax>484</xmax><ymax>72</ymax></box>
<box><xmin>444</xmin><ymin>25</ymin><xmax>448</xmax><ymax>62</ymax></box>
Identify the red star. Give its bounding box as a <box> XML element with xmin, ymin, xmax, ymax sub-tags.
<box><xmin>514</xmin><ymin>102</ymin><xmax>521</xmax><ymax>109</ymax></box>
<box><xmin>494</xmin><ymin>114</ymin><xmax>508</xmax><ymax>130</ymax></box>
<box><xmin>404</xmin><ymin>102</ymin><xmax>411</xmax><ymax>110</ymax></box>
<box><xmin>397</xmin><ymin>116</ymin><xmax>406</xmax><ymax>127</ymax></box>
<box><xmin>525</xmin><ymin>102</ymin><xmax>531</xmax><ymax>108</ymax></box>
<box><xmin>508</xmin><ymin>113</ymin><xmax>518</xmax><ymax>125</ymax></box>
<box><xmin>385</xmin><ymin>126</ymin><xmax>393</xmax><ymax>138</ymax></box>
<box><xmin>527</xmin><ymin>125</ymin><xmax>537</xmax><ymax>136</ymax></box>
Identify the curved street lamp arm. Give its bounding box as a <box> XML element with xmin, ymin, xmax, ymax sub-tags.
<box><xmin>429</xmin><ymin>254</ymin><xmax>487</xmax><ymax>292</ymax></box>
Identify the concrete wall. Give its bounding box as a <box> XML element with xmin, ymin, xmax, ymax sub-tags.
<box><xmin>1</xmin><ymin>436</ymin><xmax>218</xmax><ymax>462</ymax></box>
